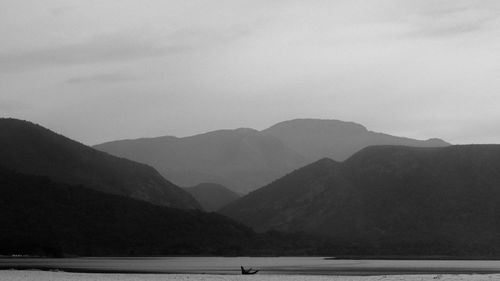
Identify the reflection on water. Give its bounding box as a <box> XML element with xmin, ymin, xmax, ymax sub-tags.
<box><xmin>2</xmin><ymin>257</ymin><xmax>500</xmax><ymax>275</ymax></box>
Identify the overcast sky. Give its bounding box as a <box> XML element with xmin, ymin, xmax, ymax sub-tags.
<box><xmin>1</xmin><ymin>0</ymin><xmax>500</xmax><ymax>145</ymax></box>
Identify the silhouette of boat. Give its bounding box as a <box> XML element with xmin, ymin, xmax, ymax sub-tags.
<box><xmin>241</xmin><ymin>266</ymin><xmax>259</xmax><ymax>275</ymax></box>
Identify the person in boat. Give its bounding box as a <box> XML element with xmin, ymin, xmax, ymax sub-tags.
<box><xmin>241</xmin><ymin>266</ymin><xmax>259</xmax><ymax>274</ymax></box>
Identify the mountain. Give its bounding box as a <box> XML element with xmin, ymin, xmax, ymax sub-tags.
<box><xmin>95</xmin><ymin>128</ymin><xmax>307</xmax><ymax>193</ymax></box>
<box><xmin>0</xmin><ymin>118</ymin><xmax>199</xmax><ymax>209</ymax></box>
<box><xmin>0</xmin><ymin>168</ymin><xmax>338</xmax><ymax>257</ymax></box>
<box><xmin>220</xmin><ymin>145</ymin><xmax>500</xmax><ymax>256</ymax></box>
<box><xmin>0</xmin><ymin>167</ymin><xmax>249</xmax><ymax>256</ymax></box>
<box><xmin>95</xmin><ymin>119</ymin><xmax>448</xmax><ymax>193</ymax></box>
<box><xmin>262</xmin><ymin>119</ymin><xmax>449</xmax><ymax>161</ymax></box>
<box><xmin>220</xmin><ymin>158</ymin><xmax>344</xmax><ymax>233</ymax></box>
<box><xmin>185</xmin><ymin>183</ymin><xmax>240</xmax><ymax>211</ymax></box>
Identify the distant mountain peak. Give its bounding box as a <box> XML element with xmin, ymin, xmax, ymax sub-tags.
<box><xmin>308</xmin><ymin>157</ymin><xmax>339</xmax><ymax>167</ymax></box>
<box><xmin>234</xmin><ymin>127</ymin><xmax>259</xmax><ymax>133</ymax></box>
<box><xmin>423</xmin><ymin>137</ymin><xmax>450</xmax><ymax>146</ymax></box>
<box><xmin>263</xmin><ymin>118</ymin><xmax>449</xmax><ymax>162</ymax></box>
<box><xmin>265</xmin><ymin>118</ymin><xmax>368</xmax><ymax>132</ymax></box>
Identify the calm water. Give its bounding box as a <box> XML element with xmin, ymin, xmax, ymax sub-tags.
<box><xmin>3</xmin><ymin>257</ymin><xmax>500</xmax><ymax>275</ymax></box>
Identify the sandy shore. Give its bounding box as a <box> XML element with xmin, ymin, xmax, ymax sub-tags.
<box><xmin>2</xmin><ymin>270</ymin><xmax>500</xmax><ymax>281</ymax></box>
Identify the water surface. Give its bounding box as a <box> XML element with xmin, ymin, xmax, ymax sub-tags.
<box><xmin>3</xmin><ymin>257</ymin><xmax>500</xmax><ymax>275</ymax></box>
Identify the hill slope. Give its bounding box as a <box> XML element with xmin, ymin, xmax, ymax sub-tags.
<box><xmin>0</xmin><ymin>118</ymin><xmax>199</xmax><ymax>209</ymax></box>
<box><xmin>95</xmin><ymin>119</ymin><xmax>448</xmax><ymax>193</ymax></box>
<box><xmin>0</xmin><ymin>167</ymin><xmax>250</xmax><ymax>256</ymax></box>
<box><xmin>185</xmin><ymin>183</ymin><xmax>240</xmax><ymax>211</ymax></box>
<box><xmin>220</xmin><ymin>145</ymin><xmax>500</xmax><ymax>255</ymax></box>
<box><xmin>0</xmin><ymin>168</ymin><xmax>337</xmax><ymax>256</ymax></box>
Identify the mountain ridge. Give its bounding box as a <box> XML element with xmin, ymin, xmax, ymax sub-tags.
<box><xmin>0</xmin><ymin>166</ymin><xmax>251</xmax><ymax>256</ymax></box>
<box><xmin>0</xmin><ymin>118</ymin><xmax>200</xmax><ymax>209</ymax></box>
<box><xmin>95</xmin><ymin>126</ymin><xmax>307</xmax><ymax>193</ymax></box>
<box><xmin>0</xmin><ymin>167</ymin><xmax>344</xmax><ymax>257</ymax></box>
<box><xmin>262</xmin><ymin>118</ymin><xmax>449</xmax><ymax>161</ymax></box>
<box><xmin>95</xmin><ymin>118</ymin><xmax>448</xmax><ymax>193</ymax></box>
<box><xmin>219</xmin><ymin>144</ymin><xmax>500</xmax><ymax>255</ymax></box>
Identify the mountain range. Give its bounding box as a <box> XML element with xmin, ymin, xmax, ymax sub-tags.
<box><xmin>0</xmin><ymin>167</ymin><xmax>250</xmax><ymax>256</ymax></box>
<box><xmin>95</xmin><ymin>119</ymin><xmax>449</xmax><ymax>193</ymax></box>
<box><xmin>0</xmin><ymin>118</ymin><xmax>335</xmax><ymax>257</ymax></box>
<box><xmin>0</xmin><ymin>167</ymin><xmax>337</xmax><ymax>256</ymax></box>
<box><xmin>262</xmin><ymin>119</ymin><xmax>449</xmax><ymax>161</ymax></box>
<box><xmin>3</xmin><ymin>117</ymin><xmax>500</xmax><ymax>257</ymax></box>
<box><xmin>220</xmin><ymin>145</ymin><xmax>500</xmax><ymax>255</ymax></box>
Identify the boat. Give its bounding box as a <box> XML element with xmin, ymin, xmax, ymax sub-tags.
<box><xmin>241</xmin><ymin>266</ymin><xmax>259</xmax><ymax>275</ymax></box>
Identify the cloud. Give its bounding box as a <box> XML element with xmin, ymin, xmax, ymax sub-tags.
<box><xmin>406</xmin><ymin>4</ymin><xmax>500</xmax><ymax>38</ymax></box>
<box><xmin>0</xmin><ymin>33</ymin><xmax>188</xmax><ymax>72</ymax></box>
<box><xmin>65</xmin><ymin>73</ymin><xmax>136</xmax><ymax>84</ymax></box>
<box><xmin>0</xmin><ymin>23</ymin><xmax>254</xmax><ymax>73</ymax></box>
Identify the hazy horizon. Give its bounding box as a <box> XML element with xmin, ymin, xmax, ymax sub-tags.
<box><xmin>2</xmin><ymin>1</ymin><xmax>500</xmax><ymax>145</ymax></box>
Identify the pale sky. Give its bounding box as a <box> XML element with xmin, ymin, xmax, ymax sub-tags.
<box><xmin>1</xmin><ymin>0</ymin><xmax>500</xmax><ymax>145</ymax></box>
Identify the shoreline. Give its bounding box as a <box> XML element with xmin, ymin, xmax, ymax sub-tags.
<box><xmin>2</xmin><ymin>266</ymin><xmax>500</xmax><ymax>276</ymax></box>
<box><xmin>4</xmin><ymin>257</ymin><xmax>500</xmax><ymax>276</ymax></box>
<box><xmin>2</xmin><ymin>270</ymin><xmax>500</xmax><ymax>281</ymax></box>
<box><xmin>4</xmin><ymin>255</ymin><xmax>500</xmax><ymax>260</ymax></box>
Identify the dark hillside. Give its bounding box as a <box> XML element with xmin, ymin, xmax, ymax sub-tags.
<box><xmin>0</xmin><ymin>118</ymin><xmax>199</xmax><ymax>209</ymax></box>
<box><xmin>0</xmin><ymin>168</ymin><xmax>335</xmax><ymax>256</ymax></box>
<box><xmin>221</xmin><ymin>145</ymin><xmax>500</xmax><ymax>256</ymax></box>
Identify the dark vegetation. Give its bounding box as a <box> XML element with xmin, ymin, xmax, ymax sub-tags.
<box><xmin>221</xmin><ymin>145</ymin><xmax>500</xmax><ymax>257</ymax></box>
<box><xmin>0</xmin><ymin>118</ymin><xmax>199</xmax><ymax>209</ymax></box>
<box><xmin>0</xmin><ymin>168</ymin><xmax>337</xmax><ymax>257</ymax></box>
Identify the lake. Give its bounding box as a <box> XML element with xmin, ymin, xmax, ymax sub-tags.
<box><xmin>3</xmin><ymin>257</ymin><xmax>500</xmax><ymax>275</ymax></box>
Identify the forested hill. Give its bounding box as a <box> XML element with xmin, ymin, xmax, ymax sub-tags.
<box><xmin>0</xmin><ymin>167</ymin><xmax>334</xmax><ymax>257</ymax></box>
<box><xmin>0</xmin><ymin>118</ymin><xmax>199</xmax><ymax>209</ymax></box>
<box><xmin>221</xmin><ymin>145</ymin><xmax>500</xmax><ymax>256</ymax></box>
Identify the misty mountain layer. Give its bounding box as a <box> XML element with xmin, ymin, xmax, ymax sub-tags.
<box><xmin>262</xmin><ymin>119</ymin><xmax>449</xmax><ymax>161</ymax></box>
<box><xmin>95</xmin><ymin>119</ymin><xmax>448</xmax><ymax>193</ymax></box>
<box><xmin>95</xmin><ymin>128</ymin><xmax>307</xmax><ymax>193</ymax></box>
<box><xmin>185</xmin><ymin>183</ymin><xmax>240</xmax><ymax>212</ymax></box>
